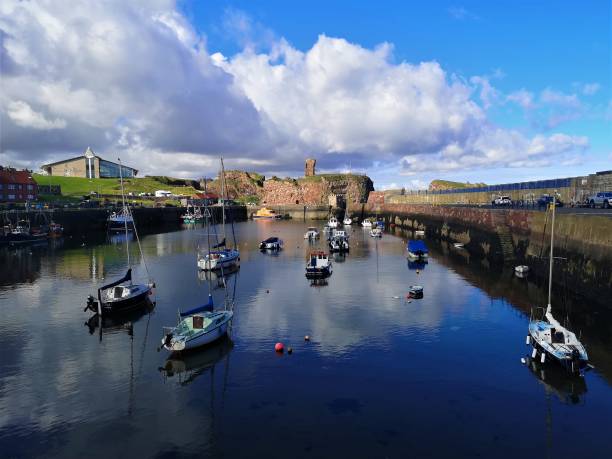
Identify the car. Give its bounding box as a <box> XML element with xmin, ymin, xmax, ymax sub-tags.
<box><xmin>586</xmin><ymin>192</ymin><xmax>612</xmax><ymax>209</ymax></box>
<box><xmin>492</xmin><ymin>195</ymin><xmax>512</xmax><ymax>206</ymax></box>
<box><xmin>537</xmin><ymin>194</ymin><xmax>564</xmax><ymax>209</ymax></box>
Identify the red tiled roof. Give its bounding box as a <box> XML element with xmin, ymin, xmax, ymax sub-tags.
<box><xmin>0</xmin><ymin>168</ymin><xmax>36</xmax><ymax>185</ymax></box>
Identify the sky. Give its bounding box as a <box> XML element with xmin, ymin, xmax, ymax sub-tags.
<box><xmin>0</xmin><ymin>0</ymin><xmax>610</xmax><ymax>190</ymax></box>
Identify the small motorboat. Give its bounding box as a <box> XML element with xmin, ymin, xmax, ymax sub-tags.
<box><xmin>453</xmin><ymin>242</ymin><xmax>464</xmax><ymax>249</ymax></box>
<box><xmin>305</xmin><ymin>251</ymin><xmax>333</xmax><ymax>278</ymax></box>
<box><xmin>304</xmin><ymin>227</ymin><xmax>320</xmax><ymax>239</ymax></box>
<box><xmin>253</xmin><ymin>207</ymin><xmax>282</xmax><ymax>220</ymax></box>
<box><xmin>361</xmin><ymin>219</ymin><xmax>373</xmax><ymax>227</ymax></box>
<box><xmin>328</xmin><ymin>216</ymin><xmax>339</xmax><ymax>228</ymax></box>
<box><xmin>408</xmin><ymin>285</ymin><xmax>424</xmax><ymax>299</ymax></box>
<box><xmin>415</xmin><ymin>230</ymin><xmax>425</xmax><ymax>236</ymax></box>
<box><xmin>407</xmin><ymin>240</ymin><xmax>428</xmax><ymax>259</ymax></box>
<box><xmin>329</xmin><ymin>234</ymin><xmax>349</xmax><ymax>252</ymax></box>
<box><xmin>515</xmin><ymin>265</ymin><xmax>529</xmax><ymax>275</ymax></box>
<box><xmin>343</xmin><ymin>215</ymin><xmax>352</xmax><ymax>225</ymax></box>
<box><xmin>369</xmin><ymin>227</ymin><xmax>383</xmax><ymax>238</ymax></box>
<box><xmin>259</xmin><ymin>236</ymin><xmax>283</xmax><ymax>250</ymax></box>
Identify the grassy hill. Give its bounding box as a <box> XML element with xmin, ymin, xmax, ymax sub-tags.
<box><xmin>429</xmin><ymin>179</ymin><xmax>486</xmax><ymax>191</ymax></box>
<box><xmin>33</xmin><ymin>174</ymin><xmax>200</xmax><ymax>198</ymax></box>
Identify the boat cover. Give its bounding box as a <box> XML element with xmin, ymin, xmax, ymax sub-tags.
<box><xmin>407</xmin><ymin>240</ymin><xmax>428</xmax><ymax>253</ymax></box>
<box><xmin>263</xmin><ymin>237</ymin><xmax>279</xmax><ymax>243</ymax></box>
<box><xmin>179</xmin><ymin>294</ymin><xmax>214</xmax><ymax>317</ymax></box>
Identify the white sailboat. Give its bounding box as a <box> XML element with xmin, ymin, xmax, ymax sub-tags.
<box><xmin>526</xmin><ymin>196</ymin><xmax>588</xmax><ymax>375</ymax></box>
<box><xmin>197</xmin><ymin>158</ymin><xmax>240</xmax><ymax>271</ymax></box>
<box><xmin>328</xmin><ymin>216</ymin><xmax>339</xmax><ymax>228</ymax></box>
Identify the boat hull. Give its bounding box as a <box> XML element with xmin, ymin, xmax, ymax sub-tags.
<box><xmin>198</xmin><ymin>250</ymin><xmax>240</xmax><ymax>271</ymax></box>
<box><xmin>87</xmin><ymin>286</ymin><xmax>152</xmax><ymax>315</ymax></box>
<box><xmin>305</xmin><ymin>266</ymin><xmax>332</xmax><ymax>278</ymax></box>
<box><xmin>528</xmin><ymin>323</ymin><xmax>588</xmax><ymax>374</ymax></box>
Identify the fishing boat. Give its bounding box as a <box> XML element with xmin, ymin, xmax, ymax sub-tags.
<box><xmin>108</xmin><ymin>208</ymin><xmax>134</xmax><ymax>232</ymax></box>
<box><xmin>369</xmin><ymin>227</ymin><xmax>383</xmax><ymax>238</ymax></box>
<box><xmin>259</xmin><ymin>237</ymin><xmax>283</xmax><ymax>250</ymax></box>
<box><xmin>361</xmin><ymin>218</ymin><xmax>373</xmax><ymax>227</ymax></box>
<box><xmin>407</xmin><ymin>240</ymin><xmax>428</xmax><ymax>259</ymax></box>
<box><xmin>328</xmin><ymin>216</ymin><xmax>339</xmax><ymax>228</ymax></box>
<box><xmin>408</xmin><ymin>285</ymin><xmax>424</xmax><ymax>299</ymax></box>
<box><xmin>304</xmin><ymin>227</ymin><xmax>320</xmax><ymax>239</ymax></box>
<box><xmin>197</xmin><ymin>159</ymin><xmax>240</xmax><ymax>272</ymax></box>
<box><xmin>343</xmin><ymin>215</ymin><xmax>352</xmax><ymax>225</ymax></box>
<box><xmin>85</xmin><ymin>159</ymin><xmax>154</xmax><ymax>315</ymax></box>
<box><xmin>305</xmin><ymin>251</ymin><xmax>333</xmax><ymax>278</ymax></box>
<box><xmin>7</xmin><ymin>219</ymin><xmax>48</xmax><ymax>245</ymax></box>
<box><xmin>253</xmin><ymin>207</ymin><xmax>281</xmax><ymax>220</ymax></box>
<box><xmin>526</xmin><ymin>197</ymin><xmax>589</xmax><ymax>375</ymax></box>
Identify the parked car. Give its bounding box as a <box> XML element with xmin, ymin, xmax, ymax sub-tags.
<box><xmin>586</xmin><ymin>192</ymin><xmax>612</xmax><ymax>209</ymax></box>
<box><xmin>537</xmin><ymin>194</ymin><xmax>564</xmax><ymax>209</ymax></box>
<box><xmin>492</xmin><ymin>195</ymin><xmax>512</xmax><ymax>206</ymax></box>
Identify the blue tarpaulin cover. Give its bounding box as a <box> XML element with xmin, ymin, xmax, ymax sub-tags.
<box><xmin>407</xmin><ymin>240</ymin><xmax>428</xmax><ymax>253</ymax></box>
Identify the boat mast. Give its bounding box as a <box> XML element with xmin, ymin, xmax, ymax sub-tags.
<box><xmin>547</xmin><ymin>195</ymin><xmax>556</xmax><ymax>309</ymax></box>
<box><xmin>220</xmin><ymin>157</ymin><xmax>227</xmax><ymax>246</ymax></box>
<box><xmin>118</xmin><ymin>157</ymin><xmax>130</xmax><ymax>268</ymax></box>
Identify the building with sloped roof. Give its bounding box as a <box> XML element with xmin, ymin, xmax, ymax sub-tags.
<box><xmin>41</xmin><ymin>147</ymin><xmax>138</xmax><ymax>179</ymax></box>
<box><xmin>0</xmin><ymin>167</ymin><xmax>37</xmax><ymax>202</ymax></box>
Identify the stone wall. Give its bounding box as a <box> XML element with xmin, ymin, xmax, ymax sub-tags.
<box><xmin>305</xmin><ymin>159</ymin><xmax>316</xmax><ymax>177</ymax></box>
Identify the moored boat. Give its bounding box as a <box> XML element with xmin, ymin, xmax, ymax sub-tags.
<box><xmin>329</xmin><ymin>232</ymin><xmax>349</xmax><ymax>252</ymax></box>
<box><xmin>305</xmin><ymin>251</ymin><xmax>333</xmax><ymax>278</ymax></box>
<box><xmin>304</xmin><ymin>227</ymin><xmax>320</xmax><ymax>239</ymax></box>
<box><xmin>407</xmin><ymin>240</ymin><xmax>428</xmax><ymax>259</ymax></box>
<box><xmin>408</xmin><ymin>285</ymin><xmax>424</xmax><ymax>299</ymax></box>
<box><xmin>526</xmin><ymin>197</ymin><xmax>589</xmax><ymax>375</ymax></box>
<box><xmin>369</xmin><ymin>227</ymin><xmax>383</xmax><ymax>238</ymax></box>
<box><xmin>108</xmin><ymin>208</ymin><xmax>134</xmax><ymax>232</ymax></box>
<box><xmin>48</xmin><ymin>221</ymin><xmax>64</xmax><ymax>238</ymax></box>
<box><xmin>161</xmin><ymin>308</ymin><xmax>233</xmax><ymax>352</ymax></box>
<box><xmin>253</xmin><ymin>207</ymin><xmax>281</xmax><ymax>220</ymax></box>
<box><xmin>343</xmin><ymin>215</ymin><xmax>352</xmax><ymax>225</ymax></box>
<box><xmin>361</xmin><ymin>218</ymin><xmax>373</xmax><ymax>227</ymax></box>
<box><xmin>328</xmin><ymin>216</ymin><xmax>339</xmax><ymax>228</ymax></box>
<box><xmin>259</xmin><ymin>236</ymin><xmax>283</xmax><ymax>250</ymax></box>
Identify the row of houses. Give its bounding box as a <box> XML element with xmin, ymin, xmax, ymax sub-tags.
<box><xmin>0</xmin><ymin>167</ymin><xmax>37</xmax><ymax>202</ymax></box>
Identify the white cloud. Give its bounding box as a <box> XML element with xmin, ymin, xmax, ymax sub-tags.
<box><xmin>581</xmin><ymin>82</ymin><xmax>600</xmax><ymax>95</ymax></box>
<box><xmin>6</xmin><ymin>101</ymin><xmax>66</xmax><ymax>130</ymax></box>
<box><xmin>447</xmin><ymin>7</ymin><xmax>480</xmax><ymax>21</ymax></box>
<box><xmin>0</xmin><ymin>3</ymin><xmax>594</xmax><ymax>180</ymax></box>
<box><xmin>507</xmin><ymin>89</ymin><xmax>535</xmax><ymax>110</ymax></box>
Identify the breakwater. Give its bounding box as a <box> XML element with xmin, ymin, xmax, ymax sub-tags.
<box><xmin>353</xmin><ymin>203</ymin><xmax>612</xmax><ymax>304</ymax></box>
<box><xmin>5</xmin><ymin>205</ymin><xmax>248</xmax><ymax>235</ymax></box>
<box><xmin>250</xmin><ymin>205</ymin><xmax>333</xmax><ymax>220</ymax></box>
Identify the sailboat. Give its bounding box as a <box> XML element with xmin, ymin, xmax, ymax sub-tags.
<box><xmin>161</xmin><ymin>220</ymin><xmax>235</xmax><ymax>352</ymax></box>
<box><xmin>526</xmin><ymin>196</ymin><xmax>588</xmax><ymax>375</ymax></box>
<box><xmin>197</xmin><ymin>158</ymin><xmax>240</xmax><ymax>271</ymax></box>
<box><xmin>85</xmin><ymin>158</ymin><xmax>155</xmax><ymax>315</ymax></box>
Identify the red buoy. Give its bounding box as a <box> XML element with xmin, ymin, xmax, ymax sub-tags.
<box><xmin>275</xmin><ymin>342</ymin><xmax>284</xmax><ymax>353</ymax></box>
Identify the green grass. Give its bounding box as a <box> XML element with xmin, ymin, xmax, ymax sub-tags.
<box><xmin>429</xmin><ymin>179</ymin><xmax>487</xmax><ymax>190</ymax></box>
<box><xmin>33</xmin><ymin>174</ymin><xmax>199</xmax><ymax>198</ymax></box>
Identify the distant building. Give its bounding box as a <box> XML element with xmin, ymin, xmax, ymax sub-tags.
<box><xmin>0</xmin><ymin>166</ymin><xmax>37</xmax><ymax>202</ymax></box>
<box><xmin>305</xmin><ymin>158</ymin><xmax>316</xmax><ymax>177</ymax></box>
<box><xmin>40</xmin><ymin>147</ymin><xmax>138</xmax><ymax>179</ymax></box>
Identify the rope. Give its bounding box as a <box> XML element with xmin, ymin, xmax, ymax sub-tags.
<box><xmin>127</xmin><ymin>205</ymin><xmax>152</xmax><ymax>283</ymax></box>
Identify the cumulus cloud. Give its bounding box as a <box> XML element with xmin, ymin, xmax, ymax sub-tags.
<box><xmin>0</xmin><ymin>2</ymin><xmax>593</xmax><ymax>179</ymax></box>
<box><xmin>0</xmin><ymin>0</ymin><xmax>270</xmax><ymax>174</ymax></box>
<box><xmin>581</xmin><ymin>82</ymin><xmax>600</xmax><ymax>96</ymax></box>
<box><xmin>507</xmin><ymin>89</ymin><xmax>535</xmax><ymax>110</ymax></box>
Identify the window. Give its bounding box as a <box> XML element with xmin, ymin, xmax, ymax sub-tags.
<box><xmin>0</xmin><ymin>183</ymin><xmax>3</xmax><ymax>189</ymax></box>
<box><xmin>8</xmin><ymin>184</ymin><xmax>16</xmax><ymax>190</ymax></box>
<box><xmin>27</xmin><ymin>184</ymin><xmax>34</xmax><ymax>190</ymax></box>
<box><xmin>27</xmin><ymin>194</ymin><xmax>34</xmax><ymax>199</ymax></box>
<box><xmin>8</xmin><ymin>194</ymin><xmax>15</xmax><ymax>200</ymax></box>
<box><xmin>18</xmin><ymin>184</ymin><xmax>23</xmax><ymax>190</ymax></box>
<box><xmin>99</xmin><ymin>159</ymin><xmax>135</xmax><ymax>178</ymax></box>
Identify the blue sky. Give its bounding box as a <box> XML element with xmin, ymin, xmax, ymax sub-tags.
<box><xmin>1</xmin><ymin>0</ymin><xmax>610</xmax><ymax>188</ymax></box>
<box><xmin>182</xmin><ymin>0</ymin><xmax>611</xmax><ymax>186</ymax></box>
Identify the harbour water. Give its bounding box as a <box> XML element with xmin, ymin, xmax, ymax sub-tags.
<box><xmin>0</xmin><ymin>221</ymin><xmax>610</xmax><ymax>458</ymax></box>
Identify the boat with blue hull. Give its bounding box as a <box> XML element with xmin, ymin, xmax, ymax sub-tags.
<box><xmin>407</xmin><ymin>240</ymin><xmax>428</xmax><ymax>259</ymax></box>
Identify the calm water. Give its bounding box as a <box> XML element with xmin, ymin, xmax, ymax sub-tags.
<box><xmin>1</xmin><ymin>221</ymin><xmax>611</xmax><ymax>458</ymax></box>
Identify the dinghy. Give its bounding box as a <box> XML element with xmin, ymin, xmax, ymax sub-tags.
<box><xmin>361</xmin><ymin>218</ymin><xmax>373</xmax><ymax>227</ymax></box>
<box><xmin>369</xmin><ymin>227</ymin><xmax>383</xmax><ymax>238</ymax></box>
<box><xmin>304</xmin><ymin>227</ymin><xmax>320</xmax><ymax>239</ymax></box>
<box><xmin>408</xmin><ymin>285</ymin><xmax>424</xmax><ymax>299</ymax></box>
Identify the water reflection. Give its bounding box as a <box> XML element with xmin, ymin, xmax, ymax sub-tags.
<box><xmin>525</xmin><ymin>358</ymin><xmax>587</xmax><ymax>405</ymax></box>
<box><xmin>159</xmin><ymin>337</ymin><xmax>233</xmax><ymax>386</ymax></box>
<box><xmin>84</xmin><ymin>299</ymin><xmax>155</xmax><ymax>338</ymax></box>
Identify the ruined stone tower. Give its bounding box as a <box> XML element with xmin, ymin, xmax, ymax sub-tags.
<box><xmin>305</xmin><ymin>158</ymin><xmax>316</xmax><ymax>177</ymax></box>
